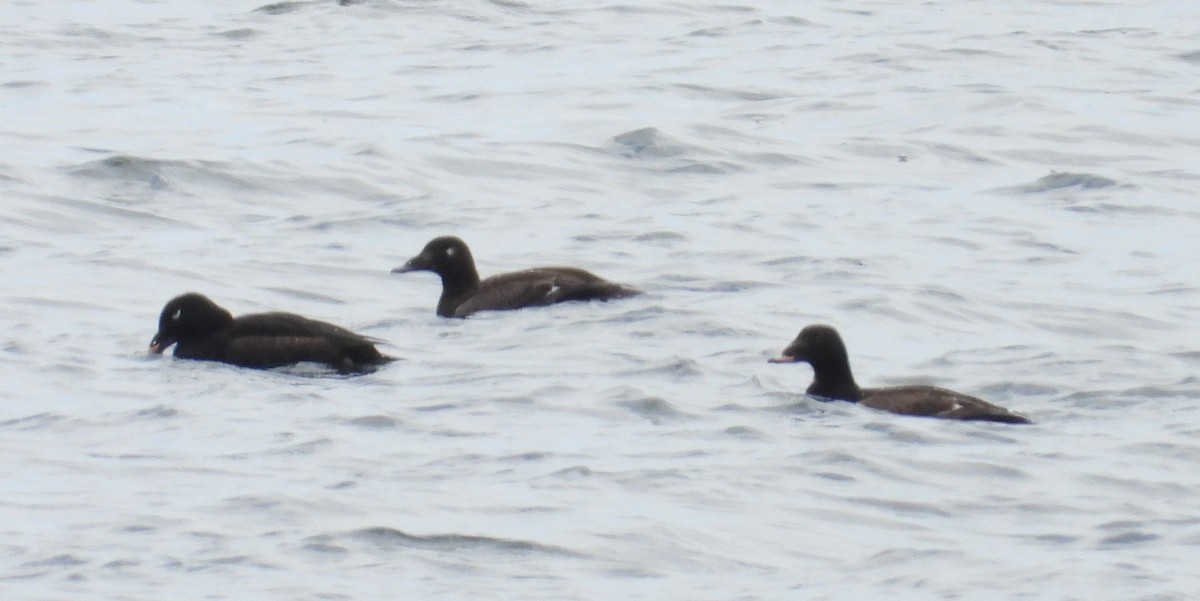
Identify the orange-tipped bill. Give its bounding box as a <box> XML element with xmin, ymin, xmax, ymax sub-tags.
<box><xmin>768</xmin><ymin>354</ymin><xmax>798</xmax><ymax>364</ymax></box>
<box><xmin>149</xmin><ymin>335</ymin><xmax>173</xmax><ymax>355</ymax></box>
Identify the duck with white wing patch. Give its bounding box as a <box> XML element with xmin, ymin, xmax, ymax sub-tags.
<box><xmin>769</xmin><ymin>324</ymin><xmax>1032</xmax><ymax>424</ymax></box>
<box><xmin>392</xmin><ymin>236</ymin><xmax>641</xmax><ymax>318</ymax></box>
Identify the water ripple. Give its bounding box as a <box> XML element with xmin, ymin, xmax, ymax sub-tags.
<box><xmin>349</xmin><ymin>527</ymin><xmax>584</xmax><ymax>558</ymax></box>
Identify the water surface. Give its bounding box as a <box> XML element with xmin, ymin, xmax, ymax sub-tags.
<box><xmin>2</xmin><ymin>1</ymin><xmax>1199</xmax><ymax>599</ymax></box>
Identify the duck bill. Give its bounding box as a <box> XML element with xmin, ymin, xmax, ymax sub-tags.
<box><xmin>148</xmin><ymin>335</ymin><xmax>175</xmax><ymax>354</ymax></box>
<box><xmin>391</xmin><ymin>255</ymin><xmax>430</xmax><ymax>274</ymax></box>
<box><xmin>768</xmin><ymin>354</ymin><xmax>799</xmax><ymax>364</ymax></box>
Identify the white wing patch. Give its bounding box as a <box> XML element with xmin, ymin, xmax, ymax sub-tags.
<box><xmin>545</xmin><ymin>284</ymin><xmax>561</xmax><ymax>298</ymax></box>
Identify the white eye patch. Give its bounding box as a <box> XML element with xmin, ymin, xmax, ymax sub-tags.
<box><xmin>446</xmin><ymin>247</ymin><xmax>457</xmax><ymax>257</ymax></box>
<box><xmin>172</xmin><ymin>309</ymin><xmax>182</xmax><ymax>321</ymax></box>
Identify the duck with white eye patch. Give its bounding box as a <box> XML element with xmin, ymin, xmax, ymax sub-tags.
<box><xmin>149</xmin><ymin>292</ymin><xmax>394</xmax><ymax>374</ymax></box>
<box><xmin>392</xmin><ymin>236</ymin><xmax>641</xmax><ymax>318</ymax></box>
<box><xmin>768</xmin><ymin>324</ymin><xmax>1032</xmax><ymax>424</ymax></box>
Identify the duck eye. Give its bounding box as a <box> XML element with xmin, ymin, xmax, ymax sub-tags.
<box><xmin>446</xmin><ymin>247</ymin><xmax>456</xmax><ymax>257</ymax></box>
<box><xmin>172</xmin><ymin>309</ymin><xmax>182</xmax><ymax>321</ymax></box>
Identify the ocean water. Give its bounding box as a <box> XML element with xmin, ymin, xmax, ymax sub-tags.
<box><xmin>3</xmin><ymin>0</ymin><xmax>1199</xmax><ymax>598</ymax></box>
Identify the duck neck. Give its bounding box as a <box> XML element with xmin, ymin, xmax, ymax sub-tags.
<box><xmin>181</xmin><ymin>305</ymin><xmax>234</xmax><ymax>342</ymax></box>
<box><xmin>807</xmin><ymin>355</ymin><xmax>864</xmax><ymax>402</ymax></box>
<box><xmin>435</xmin><ymin>263</ymin><xmax>481</xmax><ymax>317</ymax></box>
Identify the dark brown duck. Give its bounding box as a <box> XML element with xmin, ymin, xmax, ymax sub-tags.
<box><xmin>769</xmin><ymin>324</ymin><xmax>1031</xmax><ymax>424</ymax></box>
<box><xmin>392</xmin><ymin>236</ymin><xmax>640</xmax><ymax>318</ymax></box>
<box><xmin>149</xmin><ymin>293</ymin><xmax>394</xmax><ymax>373</ymax></box>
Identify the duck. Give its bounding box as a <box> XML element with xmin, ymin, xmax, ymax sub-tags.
<box><xmin>392</xmin><ymin>236</ymin><xmax>641</xmax><ymax>318</ymax></box>
<box><xmin>149</xmin><ymin>292</ymin><xmax>394</xmax><ymax>373</ymax></box>
<box><xmin>768</xmin><ymin>324</ymin><xmax>1031</xmax><ymax>424</ymax></box>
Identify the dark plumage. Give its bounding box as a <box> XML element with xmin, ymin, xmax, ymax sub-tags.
<box><xmin>149</xmin><ymin>293</ymin><xmax>394</xmax><ymax>373</ymax></box>
<box><xmin>392</xmin><ymin>236</ymin><xmax>641</xmax><ymax>318</ymax></box>
<box><xmin>768</xmin><ymin>324</ymin><xmax>1031</xmax><ymax>424</ymax></box>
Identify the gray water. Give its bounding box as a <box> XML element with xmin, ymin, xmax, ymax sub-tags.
<box><xmin>3</xmin><ymin>0</ymin><xmax>1200</xmax><ymax>599</ymax></box>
